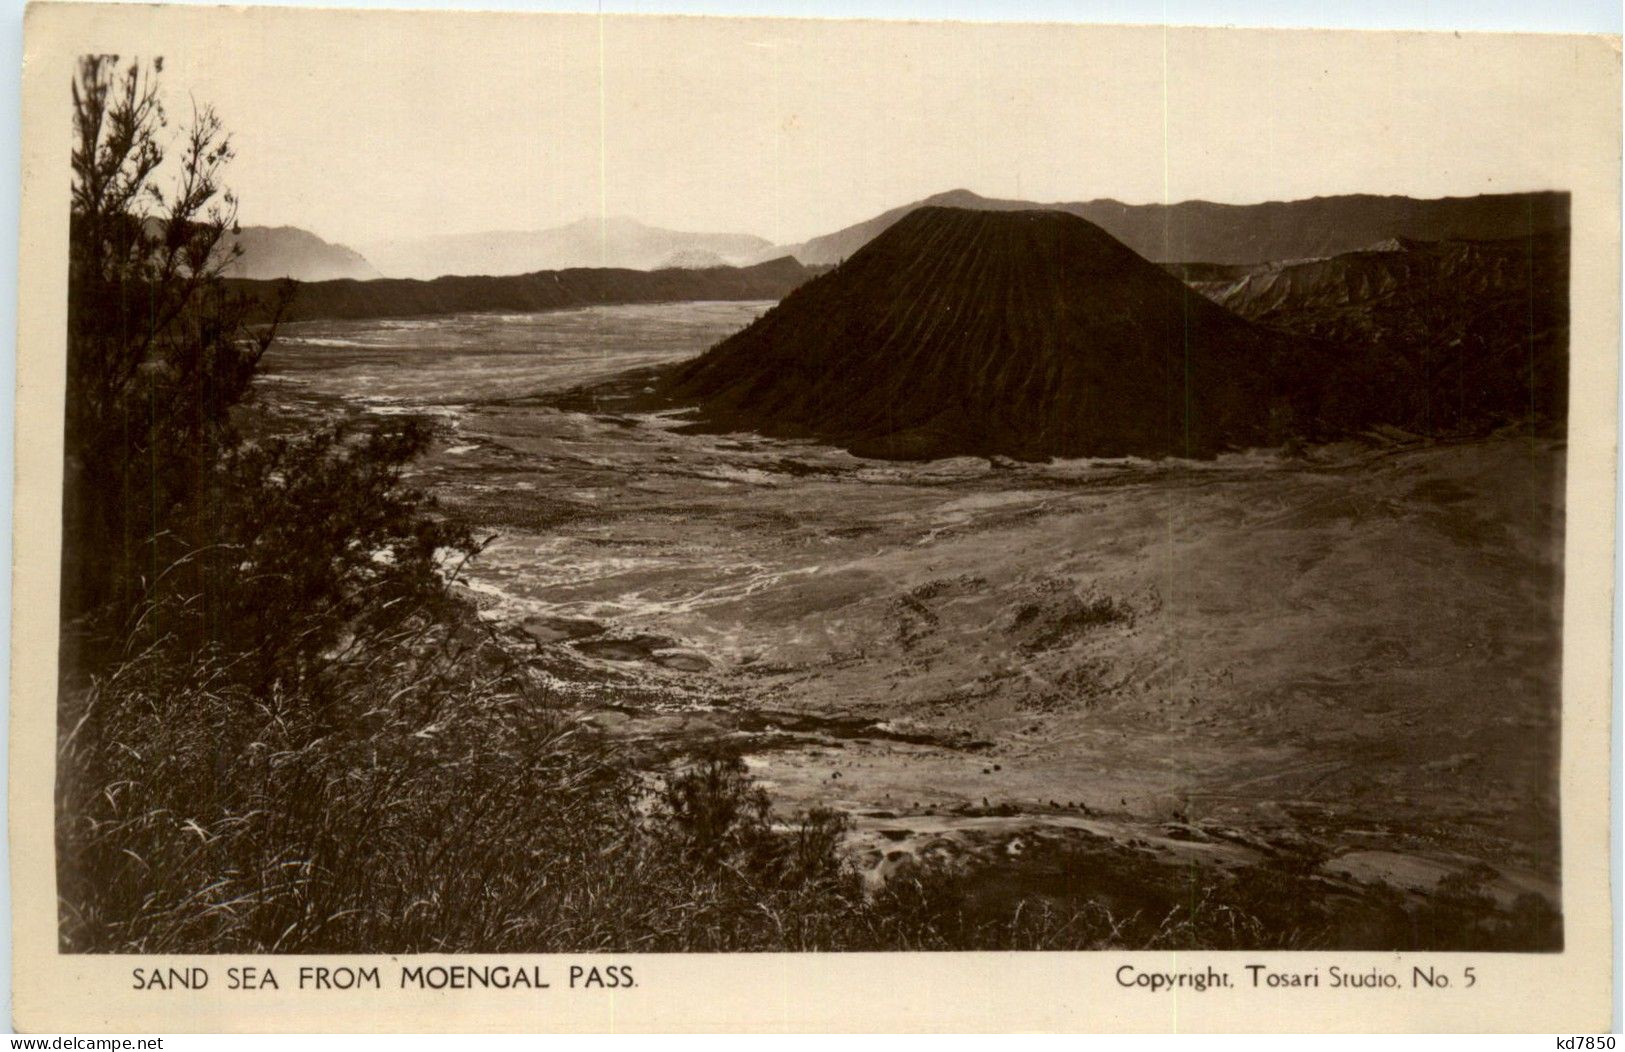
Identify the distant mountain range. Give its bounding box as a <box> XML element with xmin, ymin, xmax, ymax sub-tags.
<box><xmin>219</xmin><ymin>225</ymin><xmax>380</xmax><ymax>281</ymax></box>
<box><xmin>229</xmin><ymin>256</ymin><xmax>814</xmax><ymax>323</ymax></box>
<box><xmin>239</xmin><ymin>186</ymin><xmax>1569</xmax><ymax>286</ymax></box>
<box><xmin>362</xmin><ymin>218</ymin><xmax>774</xmax><ymax>279</ymax></box>
<box><xmin>770</xmin><ymin>188</ymin><xmax>1569</xmax><ymax>266</ymax></box>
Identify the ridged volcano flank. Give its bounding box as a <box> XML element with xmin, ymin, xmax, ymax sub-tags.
<box><xmin>669</xmin><ymin>206</ymin><xmax>1312</xmax><ymax>460</ymax></box>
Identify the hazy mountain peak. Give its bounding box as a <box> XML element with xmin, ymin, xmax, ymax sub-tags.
<box><xmin>921</xmin><ymin>188</ymin><xmax>989</xmax><ymax>207</ymax></box>
<box><xmin>219</xmin><ymin>225</ymin><xmax>380</xmax><ymax>282</ymax></box>
<box><xmin>363</xmin><ymin>216</ymin><xmax>774</xmax><ymax>279</ymax></box>
<box><xmin>559</xmin><ymin>214</ymin><xmax>650</xmax><ymax>233</ymax></box>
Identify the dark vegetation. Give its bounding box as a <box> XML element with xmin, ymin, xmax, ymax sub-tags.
<box><xmin>1014</xmin><ymin>592</ymin><xmax>1135</xmax><ymax>653</ymax></box>
<box><xmin>669</xmin><ymin>205</ymin><xmax>1567</xmax><ymax>461</ymax></box>
<box><xmin>225</xmin><ymin>255</ymin><xmax>813</xmax><ymax>323</ymax></box>
<box><xmin>932</xmin><ymin>839</ymin><xmax>1561</xmax><ymax>952</ymax></box>
<box><xmin>57</xmin><ymin>58</ymin><xmax>1558</xmax><ymax>953</ymax></box>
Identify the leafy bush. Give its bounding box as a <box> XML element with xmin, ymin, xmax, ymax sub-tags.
<box><xmin>150</xmin><ymin>418</ymin><xmax>476</xmax><ymax>694</ymax></box>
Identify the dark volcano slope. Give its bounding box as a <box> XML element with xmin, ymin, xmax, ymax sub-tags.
<box><xmin>1176</xmin><ymin>230</ymin><xmax>1570</xmax><ymax>437</ymax></box>
<box><xmin>668</xmin><ymin>207</ymin><xmax>1325</xmax><ymax>460</ymax></box>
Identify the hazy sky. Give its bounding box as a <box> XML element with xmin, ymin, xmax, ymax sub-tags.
<box><xmin>123</xmin><ymin>11</ymin><xmax>1605</xmax><ymax>248</ymax></box>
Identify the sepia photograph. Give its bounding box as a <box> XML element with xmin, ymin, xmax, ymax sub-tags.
<box><xmin>9</xmin><ymin>2</ymin><xmax>1621</xmax><ymax>1033</ymax></box>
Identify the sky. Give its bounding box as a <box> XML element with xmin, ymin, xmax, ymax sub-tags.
<box><xmin>109</xmin><ymin>10</ymin><xmax>1615</xmax><ymax>250</ymax></box>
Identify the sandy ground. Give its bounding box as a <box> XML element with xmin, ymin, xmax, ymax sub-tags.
<box><xmin>257</xmin><ymin>305</ymin><xmax>1564</xmax><ymax>907</ymax></box>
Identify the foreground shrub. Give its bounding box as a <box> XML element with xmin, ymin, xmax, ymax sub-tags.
<box><xmin>56</xmin><ymin>620</ymin><xmax>1561</xmax><ymax>954</ymax></box>
<box><xmin>160</xmin><ymin>417</ymin><xmax>476</xmax><ymax>695</ymax></box>
<box><xmin>58</xmin><ymin>616</ymin><xmax>889</xmax><ymax>952</ymax></box>
<box><xmin>56</xmin><ymin>614</ymin><xmax>1156</xmax><ymax>953</ymax></box>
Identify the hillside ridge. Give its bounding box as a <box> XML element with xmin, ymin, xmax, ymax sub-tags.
<box><xmin>232</xmin><ymin>255</ymin><xmax>814</xmax><ymax>323</ymax></box>
<box><xmin>774</xmin><ymin>189</ymin><xmax>1569</xmax><ymax>267</ymax></box>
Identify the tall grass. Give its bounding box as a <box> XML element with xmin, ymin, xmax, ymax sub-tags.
<box><xmin>56</xmin><ymin>595</ymin><xmax>1562</xmax><ymax>953</ymax></box>
<box><xmin>59</xmin><ymin>608</ymin><xmax>852</xmax><ymax>952</ymax></box>
<box><xmin>57</xmin><ymin>594</ymin><xmax>1049</xmax><ymax>952</ymax></box>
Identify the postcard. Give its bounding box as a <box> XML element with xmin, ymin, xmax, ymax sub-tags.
<box><xmin>11</xmin><ymin>3</ymin><xmax>1620</xmax><ymax>1032</ymax></box>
